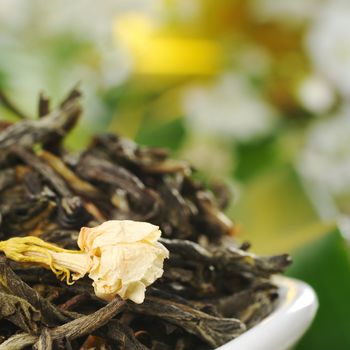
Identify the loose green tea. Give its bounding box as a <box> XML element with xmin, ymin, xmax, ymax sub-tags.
<box><xmin>0</xmin><ymin>89</ymin><xmax>291</xmax><ymax>349</ymax></box>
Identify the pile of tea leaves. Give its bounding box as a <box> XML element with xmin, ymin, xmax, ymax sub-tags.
<box><xmin>0</xmin><ymin>89</ymin><xmax>291</xmax><ymax>350</ymax></box>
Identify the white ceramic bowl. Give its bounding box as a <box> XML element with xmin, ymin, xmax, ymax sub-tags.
<box><xmin>217</xmin><ymin>276</ymin><xmax>318</xmax><ymax>350</ymax></box>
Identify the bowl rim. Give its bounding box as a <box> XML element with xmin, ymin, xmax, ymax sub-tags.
<box><xmin>216</xmin><ymin>275</ymin><xmax>318</xmax><ymax>350</ymax></box>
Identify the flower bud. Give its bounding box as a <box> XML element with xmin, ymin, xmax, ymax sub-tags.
<box><xmin>78</xmin><ymin>220</ymin><xmax>169</xmax><ymax>303</ymax></box>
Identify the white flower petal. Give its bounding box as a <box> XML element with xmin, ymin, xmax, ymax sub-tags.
<box><xmin>78</xmin><ymin>220</ymin><xmax>169</xmax><ymax>303</ymax></box>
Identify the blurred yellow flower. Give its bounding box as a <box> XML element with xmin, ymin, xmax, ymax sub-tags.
<box><xmin>113</xmin><ymin>13</ymin><xmax>221</xmax><ymax>75</ymax></box>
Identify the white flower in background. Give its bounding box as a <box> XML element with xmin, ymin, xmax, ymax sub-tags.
<box><xmin>338</xmin><ymin>215</ymin><xmax>350</xmax><ymax>244</ymax></box>
<box><xmin>234</xmin><ymin>46</ymin><xmax>272</xmax><ymax>78</ymax></box>
<box><xmin>182</xmin><ymin>74</ymin><xmax>276</xmax><ymax>142</ymax></box>
<box><xmin>0</xmin><ymin>50</ymin><xmax>49</xmax><ymax>113</ymax></box>
<box><xmin>101</xmin><ymin>47</ymin><xmax>133</xmax><ymax>88</ymax></box>
<box><xmin>181</xmin><ymin>136</ymin><xmax>234</xmax><ymax>177</ymax></box>
<box><xmin>0</xmin><ymin>0</ymin><xmax>164</xmax><ymax>122</ymax></box>
<box><xmin>163</xmin><ymin>0</ymin><xmax>200</xmax><ymax>22</ymax></box>
<box><xmin>25</xmin><ymin>0</ymin><xmax>161</xmax><ymax>41</ymax></box>
<box><xmin>298</xmin><ymin>106</ymin><xmax>350</xmax><ymax>194</ymax></box>
<box><xmin>0</xmin><ymin>0</ymin><xmax>29</xmax><ymax>31</ymax></box>
<box><xmin>250</xmin><ymin>0</ymin><xmax>325</xmax><ymax>24</ymax></box>
<box><xmin>297</xmin><ymin>74</ymin><xmax>336</xmax><ymax>114</ymax></box>
<box><xmin>307</xmin><ymin>1</ymin><xmax>350</xmax><ymax>96</ymax></box>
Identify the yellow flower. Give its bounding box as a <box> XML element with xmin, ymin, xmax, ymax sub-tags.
<box><xmin>78</xmin><ymin>220</ymin><xmax>169</xmax><ymax>303</ymax></box>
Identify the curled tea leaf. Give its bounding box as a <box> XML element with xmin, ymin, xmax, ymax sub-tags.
<box><xmin>0</xmin><ymin>291</ymin><xmax>41</xmax><ymax>333</ymax></box>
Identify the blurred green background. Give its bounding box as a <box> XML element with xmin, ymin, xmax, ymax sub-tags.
<box><xmin>1</xmin><ymin>0</ymin><xmax>350</xmax><ymax>348</ymax></box>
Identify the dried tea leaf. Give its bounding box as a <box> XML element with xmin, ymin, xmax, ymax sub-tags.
<box><xmin>0</xmin><ymin>92</ymin><xmax>81</xmax><ymax>150</ymax></box>
<box><xmin>34</xmin><ymin>328</ymin><xmax>52</xmax><ymax>350</ymax></box>
<box><xmin>129</xmin><ymin>296</ymin><xmax>245</xmax><ymax>348</ymax></box>
<box><xmin>0</xmin><ymin>333</ymin><xmax>37</xmax><ymax>350</ymax></box>
<box><xmin>0</xmin><ymin>297</ymin><xmax>125</xmax><ymax>350</ymax></box>
<box><xmin>38</xmin><ymin>92</ymin><xmax>50</xmax><ymax>118</ymax></box>
<box><xmin>0</xmin><ymin>258</ymin><xmax>70</xmax><ymax>326</ymax></box>
<box><xmin>161</xmin><ymin>238</ymin><xmax>291</xmax><ymax>277</ymax></box>
<box><xmin>0</xmin><ymin>291</ymin><xmax>41</xmax><ymax>333</ymax></box>
<box><xmin>0</xmin><ymin>90</ymin><xmax>292</xmax><ymax>349</ymax></box>
<box><xmin>47</xmin><ymin>297</ymin><xmax>125</xmax><ymax>343</ymax></box>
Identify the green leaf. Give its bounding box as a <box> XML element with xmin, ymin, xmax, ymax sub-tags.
<box><xmin>287</xmin><ymin>229</ymin><xmax>350</xmax><ymax>350</ymax></box>
<box><xmin>136</xmin><ymin>117</ymin><xmax>186</xmax><ymax>151</ymax></box>
<box><xmin>233</xmin><ymin>134</ymin><xmax>280</xmax><ymax>181</ymax></box>
<box><xmin>229</xmin><ymin>165</ymin><xmax>321</xmax><ymax>255</ymax></box>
